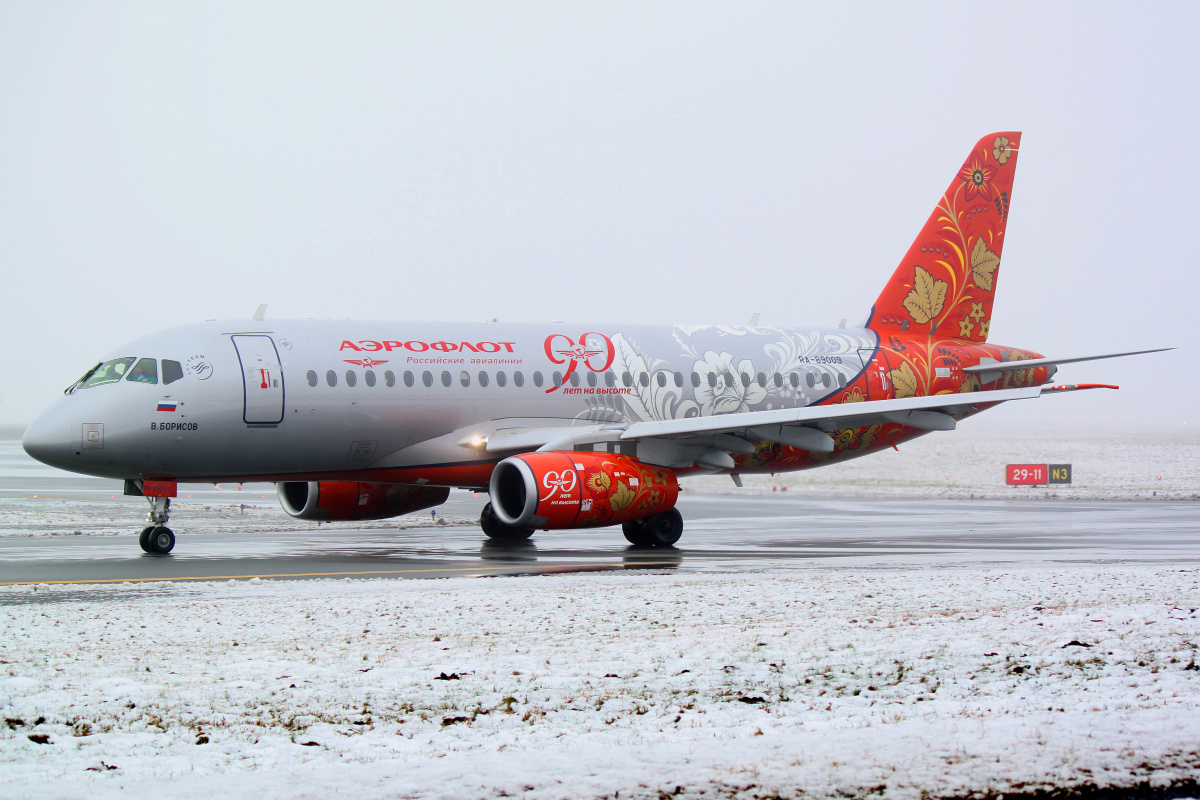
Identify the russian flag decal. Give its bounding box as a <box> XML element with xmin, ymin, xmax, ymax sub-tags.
<box><xmin>157</xmin><ymin>402</ymin><xmax>178</xmax><ymax>412</ymax></box>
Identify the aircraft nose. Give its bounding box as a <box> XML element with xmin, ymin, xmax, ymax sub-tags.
<box><xmin>22</xmin><ymin>409</ymin><xmax>74</xmax><ymax>469</ymax></box>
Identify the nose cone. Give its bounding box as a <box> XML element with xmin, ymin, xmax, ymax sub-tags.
<box><xmin>22</xmin><ymin>409</ymin><xmax>74</xmax><ymax>469</ymax></box>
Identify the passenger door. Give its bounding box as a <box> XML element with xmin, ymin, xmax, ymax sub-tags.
<box><xmin>231</xmin><ymin>335</ymin><xmax>285</xmax><ymax>424</ymax></box>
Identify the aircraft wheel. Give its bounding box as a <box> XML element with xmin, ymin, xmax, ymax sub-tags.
<box><xmin>621</xmin><ymin>518</ymin><xmax>652</xmax><ymax>546</ymax></box>
<box><xmin>138</xmin><ymin>526</ymin><xmax>156</xmax><ymax>553</ymax></box>
<box><xmin>480</xmin><ymin>502</ymin><xmax>534</xmax><ymax>541</ymax></box>
<box><xmin>642</xmin><ymin>508</ymin><xmax>683</xmax><ymax>547</ymax></box>
<box><xmin>146</xmin><ymin>526</ymin><xmax>176</xmax><ymax>554</ymax></box>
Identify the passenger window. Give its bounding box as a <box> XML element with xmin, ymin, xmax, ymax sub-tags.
<box><xmin>773</xmin><ymin>372</ymin><xmax>782</xmax><ymax>388</ymax></box>
<box><xmin>533</xmin><ymin>371</ymin><xmax>544</xmax><ymax>387</ymax></box>
<box><xmin>385</xmin><ymin>370</ymin><xmax>396</xmax><ymax>387</ymax></box>
<box><xmin>740</xmin><ymin>372</ymin><xmax>750</xmax><ymax>387</ymax></box>
<box><xmin>497</xmin><ymin>371</ymin><xmax>507</xmax><ymax>387</ymax></box>
<box><xmin>656</xmin><ymin>372</ymin><xmax>666</xmax><ymax>387</ymax></box>
<box><xmin>345</xmin><ymin>370</ymin><xmax>357</xmax><ymax>387</ymax></box>
<box><xmin>757</xmin><ymin>372</ymin><xmax>766</xmax><ymax>387</ymax></box>
<box><xmin>838</xmin><ymin>373</ymin><xmax>847</xmax><ymax>388</ymax></box>
<box><xmin>441</xmin><ymin>371</ymin><xmax>452</xmax><ymax>387</ymax></box>
<box><xmin>126</xmin><ymin>358</ymin><xmax>158</xmax><ymax>384</ymax></box>
<box><xmin>605</xmin><ymin>371</ymin><xmax>615</xmax><ymax>387</ymax></box>
<box><xmin>639</xmin><ymin>373</ymin><xmax>649</xmax><ymax>387</ymax></box>
<box><xmin>460</xmin><ymin>371</ymin><xmax>471</xmax><ymax>387</ymax></box>
<box><xmin>569</xmin><ymin>372</ymin><xmax>580</xmax><ymax>387</ymax></box>
<box><xmin>404</xmin><ymin>371</ymin><xmax>415</xmax><ymax>387</ymax></box>
<box><xmin>723</xmin><ymin>372</ymin><xmax>735</xmax><ymax>387</ymax></box>
<box><xmin>691</xmin><ymin>372</ymin><xmax>700</xmax><ymax>388</ymax></box>
<box><xmin>365</xmin><ymin>370</ymin><xmax>376</xmax><ymax>387</ymax></box>
<box><xmin>326</xmin><ymin>370</ymin><xmax>337</xmax><ymax>387</ymax></box>
<box><xmin>622</xmin><ymin>372</ymin><xmax>633</xmax><ymax>387</ymax></box>
<box><xmin>789</xmin><ymin>373</ymin><xmax>799</xmax><ymax>388</ymax></box>
<box><xmin>587</xmin><ymin>371</ymin><xmax>597</xmax><ymax>388</ymax></box>
<box><xmin>822</xmin><ymin>373</ymin><xmax>832</xmax><ymax>388</ymax></box>
<box><xmin>306</xmin><ymin>370</ymin><xmax>318</xmax><ymax>387</ymax></box>
<box><xmin>806</xmin><ymin>372</ymin><xmax>815</xmax><ymax>388</ymax></box>
<box><xmin>478</xmin><ymin>371</ymin><xmax>490</xmax><ymax>387</ymax></box>
<box><xmin>422</xmin><ymin>371</ymin><xmax>433</xmax><ymax>387</ymax></box>
<box><xmin>162</xmin><ymin>360</ymin><xmax>184</xmax><ymax>385</ymax></box>
<box><xmin>674</xmin><ymin>372</ymin><xmax>683</xmax><ymax>387</ymax></box>
<box><xmin>553</xmin><ymin>371</ymin><xmax>563</xmax><ymax>387</ymax></box>
<box><xmin>514</xmin><ymin>371</ymin><xmax>524</xmax><ymax>387</ymax></box>
<box><xmin>707</xmin><ymin>374</ymin><xmax>717</xmax><ymax>388</ymax></box>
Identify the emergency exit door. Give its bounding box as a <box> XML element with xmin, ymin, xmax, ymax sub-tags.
<box><xmin>231</xmin><ymin>335</ymin><xmax>285</xmax><ymax>424</ymax></box>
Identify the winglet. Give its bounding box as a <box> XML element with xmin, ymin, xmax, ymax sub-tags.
<box><xmin>252</xmin><ymin>304</ymin><xmax>267</xmax><ymax>321</ymax></box>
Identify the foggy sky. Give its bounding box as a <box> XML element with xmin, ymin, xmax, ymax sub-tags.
<box><xmin>1</xmin><ymin>2</ymin><xmax>1195</xmax><ymax>430</ymax></box>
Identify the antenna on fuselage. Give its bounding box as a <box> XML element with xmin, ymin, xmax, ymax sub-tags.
<box><xmin>748</xmin><ymin>313</ymin><xmax>760</xmax><ymax>327</ymax></box>
<box><xmin>252</xmin><ymin>304</ymin><xmax>267</xmax><ymax>321</ymax></box>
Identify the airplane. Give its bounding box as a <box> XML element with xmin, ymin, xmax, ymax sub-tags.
<box><xmin>21</xmin><ymin>131</ymin><xmax>1171</xmax><ymax>554</ymax></box>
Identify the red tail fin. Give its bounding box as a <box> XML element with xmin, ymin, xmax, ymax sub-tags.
<box><xmin>867</xmin><ymin>132</ymin><xmax>1020</xmax><ymax>343</ymax></box>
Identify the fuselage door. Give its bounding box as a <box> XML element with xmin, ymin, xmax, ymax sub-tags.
<box><xmin>231</xmin><ymin>335</ymin><xmax>285</xmax><ymax>424</ymax></box>
<box><xmin>857</xmin><ymin>347</ymin><xmax>893</xmax><ymax>401</ymax></box>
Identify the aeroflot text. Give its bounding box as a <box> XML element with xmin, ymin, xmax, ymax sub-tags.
<box><xmin>340</xmin><ymin>340</ymin><xmax>517</xmax><ymax>354</ymax></box>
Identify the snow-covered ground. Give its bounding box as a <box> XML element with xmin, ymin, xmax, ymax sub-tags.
<box><xmin>689</xmin><ymin>429</ymin><xmax>1200</xmax><ymax>500</ymax></box>
<box><xmin>2</xmin><ymin>566</ymin><xmax>1199</xmax><ymax>799</ymax></box>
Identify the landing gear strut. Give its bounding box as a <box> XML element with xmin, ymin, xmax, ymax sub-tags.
<box><xmin>622</xmin><ymin>508</ymin><xmax>684</xmax><ymax>547</ymax></box>
<box><xmin>480</xmin><ymin>502</ymin><xmax>534</xmax><ymax>541</ymax></box>
<box><xmin>139</xmin><ymin>496</ymin><xmax>175</xmax><ymax>554</ymax></box>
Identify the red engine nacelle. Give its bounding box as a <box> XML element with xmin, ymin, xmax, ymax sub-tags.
<box><xmin>277</xmin><ymin>481</ymin><xmax>449</xmax><ymax>522</ymax></box>
<box><xmin>489</xmin><ymin>451</ymin><xmax>678</xmax><ymax>529</ymax></box>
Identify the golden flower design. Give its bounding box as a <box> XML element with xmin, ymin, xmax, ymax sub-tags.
<box><xmin>609</xmin><ymin>481</ymin><xmax>636</xmax><ymax>514</ymax></box>
<box><xmin>992</xmin><ymin>136</ymin><xmax>1011</xmax><ymax>164</ymax></box>
<box><xmin>980</xmin><ymin>320</ymin><xmax>990</xmax><ymax>338</ymax></box>
<box><xmin>959</xmin><ymin>155</ymin><xmax>996</xmax><ymax>200</ymax></box>
<box><xmin>959</xmin><ymin>374</ymin><xmax>980</xmax><ymax>393</ymax></box>
<box><xmin>969</xmin><ymin>302</ymin><xmax>985</xmax><ymax>321</ymax></box>
<box><xmin>584</xmin><ymin>468</ymin><xmax>612</xmax><ymax>497</ymax></box>
<box><xmin>841</xmin><ymin>386</ymin><xmax>867</xmax><ymax>404</ymax></box>
<box><xmin>959</xmin><ymin>318</ymin><xmax>975</xmax><ymax>338</ymax></box>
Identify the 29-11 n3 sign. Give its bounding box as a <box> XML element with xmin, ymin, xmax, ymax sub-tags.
<box><xmin>1006</xmin><ymin>464</ymin><xmax>1072</xmax><ymax>486</ymax></box>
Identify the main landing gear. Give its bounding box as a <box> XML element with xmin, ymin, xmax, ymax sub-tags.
<box><xmin>622</xmin><ymin>508</ymin><xmax>684</xmax><ymax>548</ymax></box>
<box><xmin>480</xmin><ymin>502</ymin><xmax>534</xmax><ymax>541</ymax></box>
<box><xmin>139</xmin><ymin>496</ymin><xmax>176</xmax><ymax>554</ymax></box>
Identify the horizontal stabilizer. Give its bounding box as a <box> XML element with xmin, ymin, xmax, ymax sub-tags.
<box><xmin>963</xmin><ymin>347</ymin><xmax>1173</xmax><ymax>374</ymax></box>
<box><xmin>1040</xmin><ymin>383</ymin><xmax>1119</xmax><ymax>393</ymax></box>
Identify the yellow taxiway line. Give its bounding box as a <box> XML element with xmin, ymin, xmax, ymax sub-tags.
<box><xmin>0</xmin><ymin>562</ymin><xmax>687</xmax><ymax>587</ymax></box>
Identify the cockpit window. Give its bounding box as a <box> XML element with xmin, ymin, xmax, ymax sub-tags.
<box><xmin>126</xmin><ymin>358</ymin><xmax>159</xmax><ymax>384</ymax></box>
<box><xmin>77</xmin><ymin>357</ymin><xmax>136</xmax><ymax>389</ymax></box>
<box><xmin>162</xmin><ymin>360</ymin><xmax>184</xmax><ymax>385</ymax></box>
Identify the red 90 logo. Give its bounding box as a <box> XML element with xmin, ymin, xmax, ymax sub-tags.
<box><xmin>543</xmin><ymin>332</ymin><xmax>615</xmax><ymax>393</ymax></box>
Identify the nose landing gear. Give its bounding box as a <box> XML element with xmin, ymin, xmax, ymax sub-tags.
<box><xmin>139</xmin><ymin>495</ymin><xmax>176</xmax><ymax>554</ymax></box>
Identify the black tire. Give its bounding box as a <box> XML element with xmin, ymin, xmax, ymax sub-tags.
<box><xmin>138</xmin><ymin>526</ymin><xmax>156</xmax><ymax>553</ymax></box>
<box><xmin>622</xmin><ymin>518</ymin><xmax>651</xmax><ymax>546</ymax></box>
<box><xmin>147</xmin><ymin>526</ymin><xmax>175</xmax><ymax>554</ymax></box>
<box><xmin>480</xmin><ymin>502</ymin><xmax>534</xmax><ymax>541</ymax></box>
<box><xmin>642</xmin><ymin>508</ymin><xmax>683</xmax><ymax>547</ymax></box>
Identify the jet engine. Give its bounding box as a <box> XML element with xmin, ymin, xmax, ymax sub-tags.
<box><xmin>489</xmin><ymin>451</ymin><xmax>678</xmax><ymax>529</ymax></box>
<box><xmin>277</xmin><ymin>481</ymin><xmax>449</xmax><ymax>522</ymax></box>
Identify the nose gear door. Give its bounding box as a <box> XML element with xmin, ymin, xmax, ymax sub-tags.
<box><xmin>231</xmin><ymin>335</ymin><xmax>285</xmax><ymax>424</ymax></box>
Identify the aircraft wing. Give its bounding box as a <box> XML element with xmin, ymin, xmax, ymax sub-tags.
<box><xmin>476</xmin><ymin>384</ymin><xmax>1108</xmax><ymax>470</ymax></box>
<box><xmin>962</xmin><ymin>347</ymin><xmax>1173</xmax><ymax>375</ymax></box>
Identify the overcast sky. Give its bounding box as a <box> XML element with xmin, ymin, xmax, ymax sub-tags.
<box><xmin>1</xmin><ymin>1</ymin><xmax>1195</xmax><ymax>430</ymax></box>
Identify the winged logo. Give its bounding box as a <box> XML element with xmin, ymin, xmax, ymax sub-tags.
<box><xmin>344</xmin><ymin>358</ymin><xmax>389</xmax><ymax>368</ymax></box>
